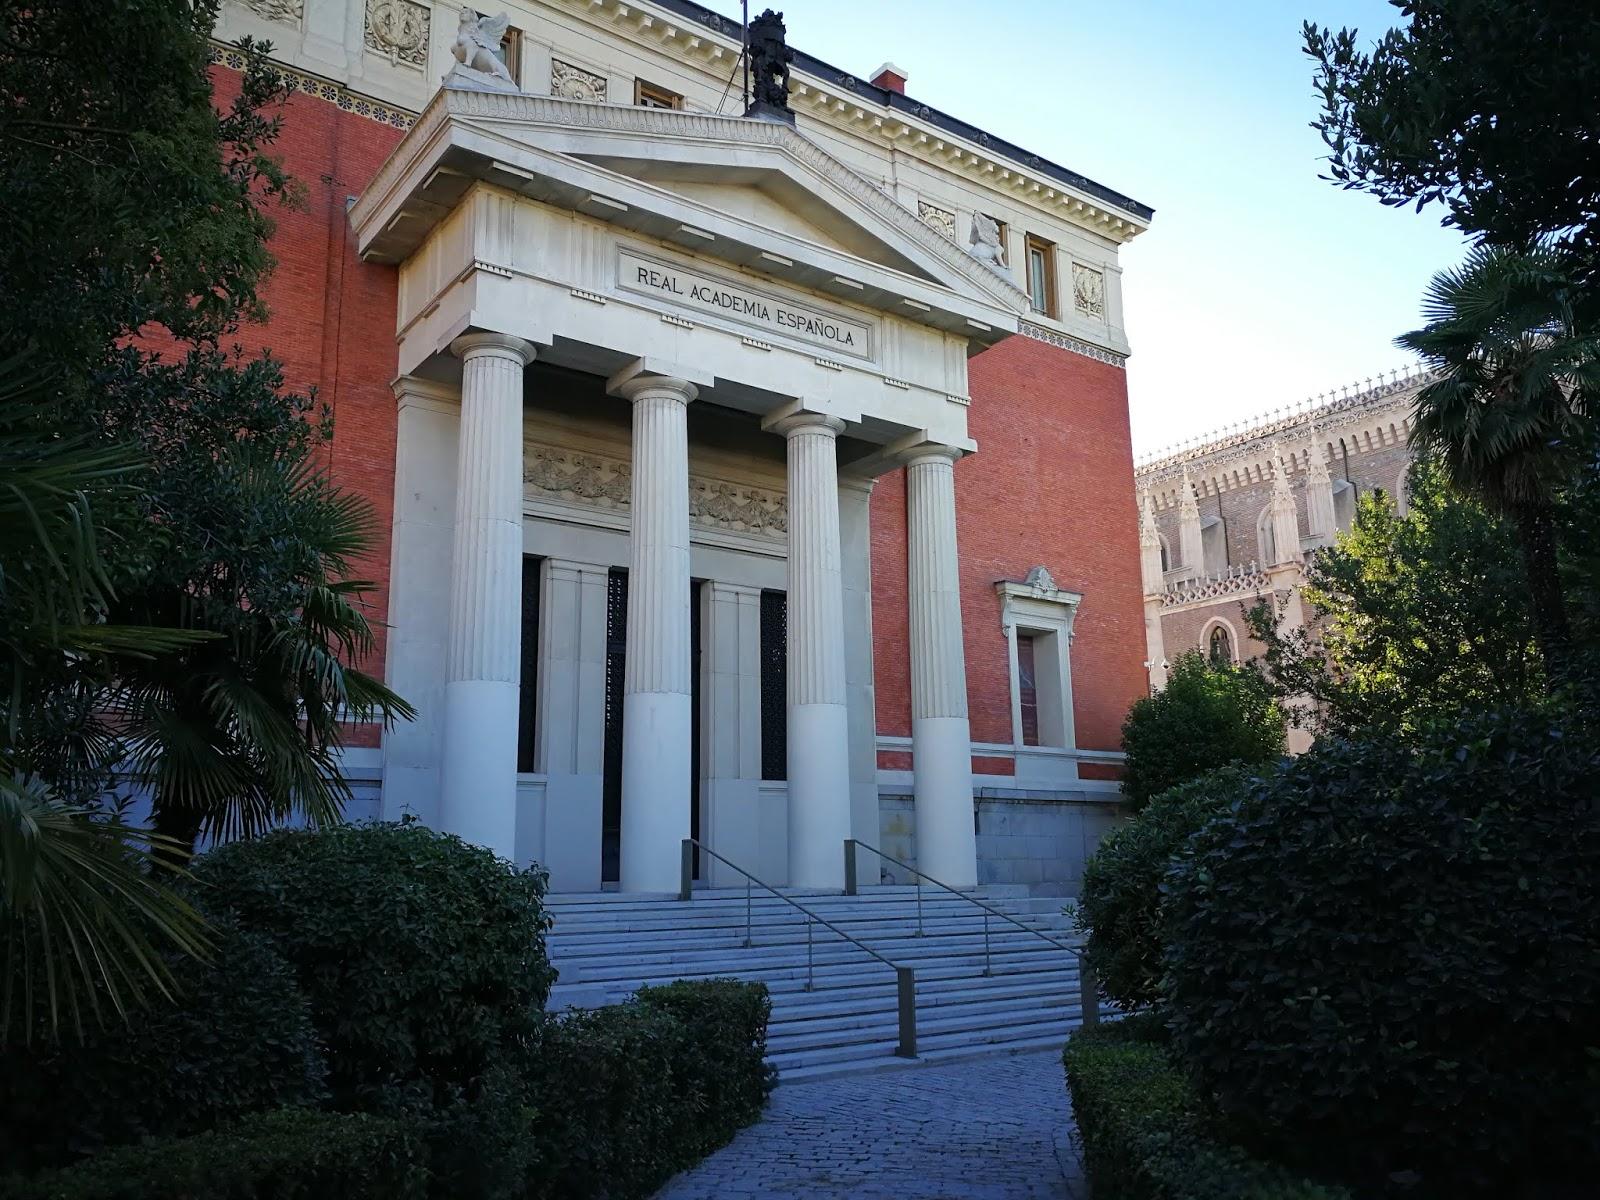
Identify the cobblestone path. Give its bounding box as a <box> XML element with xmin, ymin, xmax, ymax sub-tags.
<box><xmin>653</xmin><ymin>1051</ymin><xmax>1089</xmax><ymax>1200</ymax></box>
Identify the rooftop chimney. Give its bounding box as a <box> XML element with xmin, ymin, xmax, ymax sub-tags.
<box><xmin>869</xmin><ymin>62</ymin><xmax>908</xmax><ymax>95</ymax></box>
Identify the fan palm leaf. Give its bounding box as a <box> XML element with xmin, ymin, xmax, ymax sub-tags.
<box><xmin>1397</xmin><ymin>242</ymin><xmax>1600</xmax><ymax>678</ymax></box>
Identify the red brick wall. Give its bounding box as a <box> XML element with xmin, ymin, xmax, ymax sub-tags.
<box><xmin>210</xmin><ymin>68</ymin><xmax>407</xmax><ymax>745</ymax></box>
<box><xmin>870</xmin><ymin>335</ymin><xmax>1147</xmax><ymax>762</ymax></box>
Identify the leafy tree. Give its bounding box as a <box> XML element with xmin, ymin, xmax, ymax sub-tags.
<box><xmin>1</xmin><ymin>1</ymin><xmax>411</xmax><ymax>854</ymax></box>
<box><xmin>1304</xmin><ymin>2</ymin><xmax>1600</xmax><ymax>255</ymax></box>
<box><xmin>1397</xmin><ymin>243</ymin><xmax>1600</xmax><ymax>680</ymax></box>
<box><xmin>1246</xmin><ymin>457</ymin><xmax>1542</xmax><ymax>739</ymax></box>
<box><xmin>0</xmin><ymin>367</ymin><xmax>210</xmax><ymax>1040</ymax></box>
<box><xmin>1119</xmin><ymin>653</ymin><xmax>1285</xmax><ymax>810</ymax></box>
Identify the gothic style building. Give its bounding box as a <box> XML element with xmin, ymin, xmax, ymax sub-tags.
<box><xmin>211</xmin><ymin>0</ymin><xmax>1153</xmax><ymax>894</ymax></box>
<box><xmin>1133</xmin><ymin>368</ymin><xmax>1430</xmax><ymax>746</ymax></box>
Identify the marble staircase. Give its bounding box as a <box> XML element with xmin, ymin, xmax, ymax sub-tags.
<box><xmin>543</xmin><ymin>884</ymin><xmax>1091</xmax><ymax>1082</ymax></box>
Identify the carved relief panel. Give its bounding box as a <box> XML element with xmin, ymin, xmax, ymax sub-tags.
<box><xmin>916</xmin><ymin>201</ymin><xmax>957</xmax><ymax>242</ymax></box>
<box><xmin>1072</xmin><ymin>263</ymin><xmax>1105</xmax><ymax>320</ymax></box>
<box><xmin>551</xmin><ymin>59</ymin><xmax>607</xmax><ymax>102</ymax></box>
<box><xmin>365</xmin><ymin>0</ymin><xmax>430</xmax><ymax>69</ymax></box>
<box><xmin>240</xmin><ymin>0</ymin><xmax>304</xmax><ymax>25</ymax></box>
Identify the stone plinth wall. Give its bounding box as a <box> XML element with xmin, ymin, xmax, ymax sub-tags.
<box><xmin>878</xmin><ymin>790</ymin><xmax>1124</xmax><ymax>899</ymax></box>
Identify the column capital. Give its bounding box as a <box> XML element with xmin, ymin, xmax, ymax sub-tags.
<box><xmin>764</xmin><ymin>410</ymin><xmax>845</xmax><ymax>440</ymax></box>
<box><xmin>608</xmin><ymin>373</ymin><xmax>699</xmax><ymax>405</ymax></box>
<box><xmin>449</xmin><ymin>331</ymin><xmax>538</xmax><ymax>366</ymax></box>
<box><xmin>883</xmin><ymin>430</ymin><xmax>974</xmax><ymax>469</ymax></box>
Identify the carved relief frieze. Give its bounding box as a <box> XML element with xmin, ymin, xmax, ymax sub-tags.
<box><xmin>524</xmin><ymin>444</ymin><xmax>786</xmax><ymax>541</ymax></box>
<box><xmin>1072</xmin><ymin>263</ymin><xmax>1105</xmax><ymax>319</ymax></box>
<box><xmin>916</xmin><ymin>200</ymin><xmax>957</xmax><ymax>242</ymax></box>
<box><xmin>551</xmin><ymin>59</ymin><xmax>607</xmax><ymax>102</ymax></box>
<box><xmin>364</xmin><ymin>0</ymin><xmax>430</xmax><ymax>69</ymax></box>
<box><xmin>240</xmin><ymin>0</ymin><xmax>304</xmax><ymax>25</ymax></box>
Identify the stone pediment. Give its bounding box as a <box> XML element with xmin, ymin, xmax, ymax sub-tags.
<box><xmin>350</xmin><ymin>86</ymin><xmax>1030</xmax><ymax>345</ymax></box>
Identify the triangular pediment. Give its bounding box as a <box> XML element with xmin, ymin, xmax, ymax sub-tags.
<box><xmin>351</xmin><ymin>87</ymin><xmax>1031</xmax><ymax>341</ymax></box>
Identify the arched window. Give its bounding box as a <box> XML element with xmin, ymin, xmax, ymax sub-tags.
<box><xmin>1207</xmin><ymin>623</ymin><xmax>1235</xmax><ymax>666</ymax></box>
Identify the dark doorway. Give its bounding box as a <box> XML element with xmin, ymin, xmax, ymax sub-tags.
<box><xmin>601</xmin><ymin>567</ymin><xmax>628</xmax><ymax>884</ymax></box>
<box><xmin>690</xmin><ymin>579</ymin><xmax>704</xmax><ymax>879</ymax></box>
<box><xmin>516</xmin><ymin>556</ymin><xmax>542</xmax><ymax>773</ymax></box>
<box><xmin>760</xmin><ymin>590</ymin><xmax>787</xmax><ymax>781</ymax></box>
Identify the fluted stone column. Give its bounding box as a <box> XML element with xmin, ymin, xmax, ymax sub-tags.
<box><xmin>906</xmin><ymin>446</ymin><xmax>978</xmax><ymax>888</ymax></box>
<box><xmin>438</xmin><ymin>332</ymin><xmax>536</xmax><ymax>860</ymax></box>
<box><xmin>614</xmin><ymin>373</ymin><xmax>698</xmax><ymax>893</ymax></box>
<box><xmin>772</xmin><ymin>413</ymin><xmax>851</xmax><ymax>889</ymax></box>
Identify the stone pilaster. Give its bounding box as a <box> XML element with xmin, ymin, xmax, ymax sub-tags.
<box><xmin>1268</xmin><ymin>442</ymin><xmax>1301</xmax><ymax>566</ymax></box>
<box><xmin>535</xmin><ymin>558</ymin><xmax>610</xmax><ymax>891</ymax></box>
<box><xmin>769</xmin><ymin>412</ymin><xmax>852</xmax><ymax>889</ymax></box>
<box><xmin>906</xmin><ymin>446</ymin><xmax>977</xmax><ymax>889</ymax></box>
<box><xmin>437</xmin><ymin>332</ymin><xmax>536</xmax><ymax>860</ymax></box>
<box><xmin>1178</xmin><ymin>466</ymin><xmax>1204</xmax><ymax>575</ymax></box>
<box><xmin>612</xmin><ymin>372</ymin><xmax>698</xmax><ymax>892</ymax></box>
<box><xmin>1304</xmin><ymin>441</ymin><xmax>1338</xmax><ymax>542</ymax></box>
<box><xmin>839</xmin><ymin>474</ymin><xmax>881</xmax><ymax>884</ymax></box>
<box><xmin>700</xmin><ymin>582</ymin><xmax>765</xmax><ymax>885</ymax></box>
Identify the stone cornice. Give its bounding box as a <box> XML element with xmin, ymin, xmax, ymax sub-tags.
<box><xmin>1018</xmin><ymin>321</ymin><xmax>1127</xmax><ymax>368</ymax></box>
<box><xmin>1137</xmin><ymin>366</ymin><xmax>1438</xmax><ymax>487</ymax></box>
<box><xmin>545</xmin><ymin>0</ymin><xmax>1152</xmax><ymax>241</ymax></box>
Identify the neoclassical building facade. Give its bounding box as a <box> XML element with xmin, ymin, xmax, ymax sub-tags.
<box><xmin>1134</xmin><ymin>368</ymin><xmax>1431</xmax><ymax>744</ymax></box>
<box><xmin>211</xmin><ymin>0</ymin><xmax>1152</xmax><ymax>893</ymax></box>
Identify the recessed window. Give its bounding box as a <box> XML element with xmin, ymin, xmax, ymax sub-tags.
<box><xmin>1208</xmin><ymin>624</ymin><xmax>1235</xmax><ymax>666</ymax></box>
<box><xmin>1017</xmin><ymin>635</ymin><xmax>1041</xmax><ymax>747</ymax></box>
<box><xmin>635</xmin><ymin>79</ymin><xmax>684</xmax><ymax>109</ymax></box>
<box><xmin>1025</xmin><ymin>235</ymin><xmax>1056</xmax><ymax>316</ymax></box>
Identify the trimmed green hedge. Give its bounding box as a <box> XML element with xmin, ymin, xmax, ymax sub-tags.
<box><xmin>521</xmin><ymin>979</ymin><xmax>776</xmax><ymax>1200</ymax></box>
<box><xmin>1062</xmin><ymin>1018</ymin><xmax>1349</xmax><ymax>1200</ymax></box>
<box><xmin>1073</xmin><ymin>766</ymin><xmax>1254</xmax><ymax>1009</ymax></box>
<box><xmin>187</xmin><ymin>822</ymin><xmax>555</xmax><ymax>1110</ymax></box>
<box><xmin>1163</xmin><ymin>710</ymin><xmax>1600</xmax><ymax>1193</ymax></box>
<box><xmin>5</xmin><ymin>1109</ymin><xmax>428</xmax><ymax>1200</ymax></box>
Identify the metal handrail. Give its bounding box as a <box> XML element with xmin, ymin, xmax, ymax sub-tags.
<box><xmin>845</xmin><ymin>838</ymin><xmax>1099</xmax><ymax>1026</ymax></box>
<box><xmin>678</xmin><ymin>838</ymin><xmax>917</xmax><ymax>1058</ymax></box>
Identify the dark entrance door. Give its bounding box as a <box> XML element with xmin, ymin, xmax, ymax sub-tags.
<box><xmin>601</xmin><ymin>568</ymin><xmax>628</xmax><ymax>884</ymax></box>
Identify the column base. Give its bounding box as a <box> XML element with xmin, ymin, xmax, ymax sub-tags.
<box><xmin>619</xmin><ymin>691</ymin><xmax>692</xmax><ymax>892</ymax></box>
<box><xmin>787</xmin><ymin>702</ymin><xmax>851</xmax><ymax>889</ymax></box>
<box><xmin>438</xmin><ymin>678</ymin><xmax>520</xmax><ymax>860</ymax></box>
<box><xmin>912</xmin><ymin>715</ymin><xmax>978</xmax><ymax>888</ymax></box>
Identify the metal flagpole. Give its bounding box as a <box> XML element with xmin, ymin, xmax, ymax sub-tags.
<box><xmin>742</xmin><ymin>0</ymin><xmax>750</xmax><ymax>111</ymax></box>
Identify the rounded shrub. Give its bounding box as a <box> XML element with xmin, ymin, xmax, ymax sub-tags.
<box><xmin>0</xmin><ymin>914</ymin><xmax>326</xmax><ymax>1171</ymax></box>
<box><xmin>1074</xmin><ymin>766</ymin><xmax>1254</xmax><ymax>1009</ymax></box>
<box><xmin>1163</xmin><ymin>709</ymin><xmax>1600</xmax><ymax>1195</ymax></box>
<box><xmin>187</xmin><ymin>821</ymin><xmax>555</xmax><ymax>1109</ymax></box>
<box><xmin>1120</xmin><ymin>651</ymin><xmax>1285</xmax><ymax>810</ymax></box>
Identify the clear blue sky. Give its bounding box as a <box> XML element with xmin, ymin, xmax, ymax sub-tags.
<box><xmin>704</xmin><ymin>0</ymin><xmax>1469</xmax><ymax>454</ymax></box>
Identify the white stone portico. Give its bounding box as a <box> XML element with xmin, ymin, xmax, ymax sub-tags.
<box><xmin>352</xmin><ymin>79</ymin><xmax>1033</xmax><ymax>892</ymax></box>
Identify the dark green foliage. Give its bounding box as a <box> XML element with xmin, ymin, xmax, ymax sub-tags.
<box><xmin>1073</xmin><ymin>767</ymin><xmax>1252</xmax><ymax>1009</ymax></box>
<box><xmin>1062</xmin><ymin>1019</ymin><xmax>1349</xmax><ymax>1200</ymax></box>
<box><xmin>1303</xmin><ymin>3</ymin><xmax>1600</xmax><ymax>254</ymax></box>
<box><xmin>520</xmin><ymin>980</ymin><xmax>775</xmax><ymax>1200</ymax></box>
<box><xmin>1247</xmin><ymin>457</ymin><xmax>1543</xmax><ymax>739</ymax></box>
<box><xmin>636</xmin><ymin>979</ymin><xmax>777</xmax><ymax>1157</ymax></box>
<box><xmin>0</xmin><ymin>917</ymin><xmax>325</xmax><ymax>1171</ymax></box>
<box><xmin>1120</xmin><ymin>652</ymin><xmax>1284</xmax><ymax>810</ymax></box>
<box><xmin>186</xmin><ymin>823</ymin><xmax>555</xmax><ymax>1109</ymax></box>
<box><xmin>4</xmin><ymin>1109</ymin><xmax>428</xmax><ymax>1200</ymax></box>
<box><xmin>525</xmin><ymin>1003</ymin><xmax>684</xmax><ymax>1200</ymax></box>
<box><xmin>1163</xmin><ymin>710</ymin><xmax>1600</xmax><ymax>1195</ymax></box>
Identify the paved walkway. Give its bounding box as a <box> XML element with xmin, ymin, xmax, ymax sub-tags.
<box><xmin>653</xmin><ymin>1051</ymin><xmax>1089</xmax><ymax>1200</ymax></box>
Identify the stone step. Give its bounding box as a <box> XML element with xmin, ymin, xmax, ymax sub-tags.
<box><xmin>542</xmin><ymin>885</ymin><xmax>1094</xmax><ymax>1081</ymax></box>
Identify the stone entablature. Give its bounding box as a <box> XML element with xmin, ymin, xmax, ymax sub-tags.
<box><xmin>216</xmin><ymin>0</ymin><xmax>1142</xmax><ymax>364</ymax></box>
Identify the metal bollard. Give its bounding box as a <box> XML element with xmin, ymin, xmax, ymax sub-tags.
<box><xmin>678</xmin><ymin>839</ymin><xmax>694</xmax><ymax>902</ymax></box>
<box><xmin>895</xmin><ymin>966</ymin><xmax>918</xmax><ymax>1058</ymax></box>
<box><xmin>1078</xmin><ymin>960</ymin><xmax>1100</xmax><ymax>1026</ymax></box>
